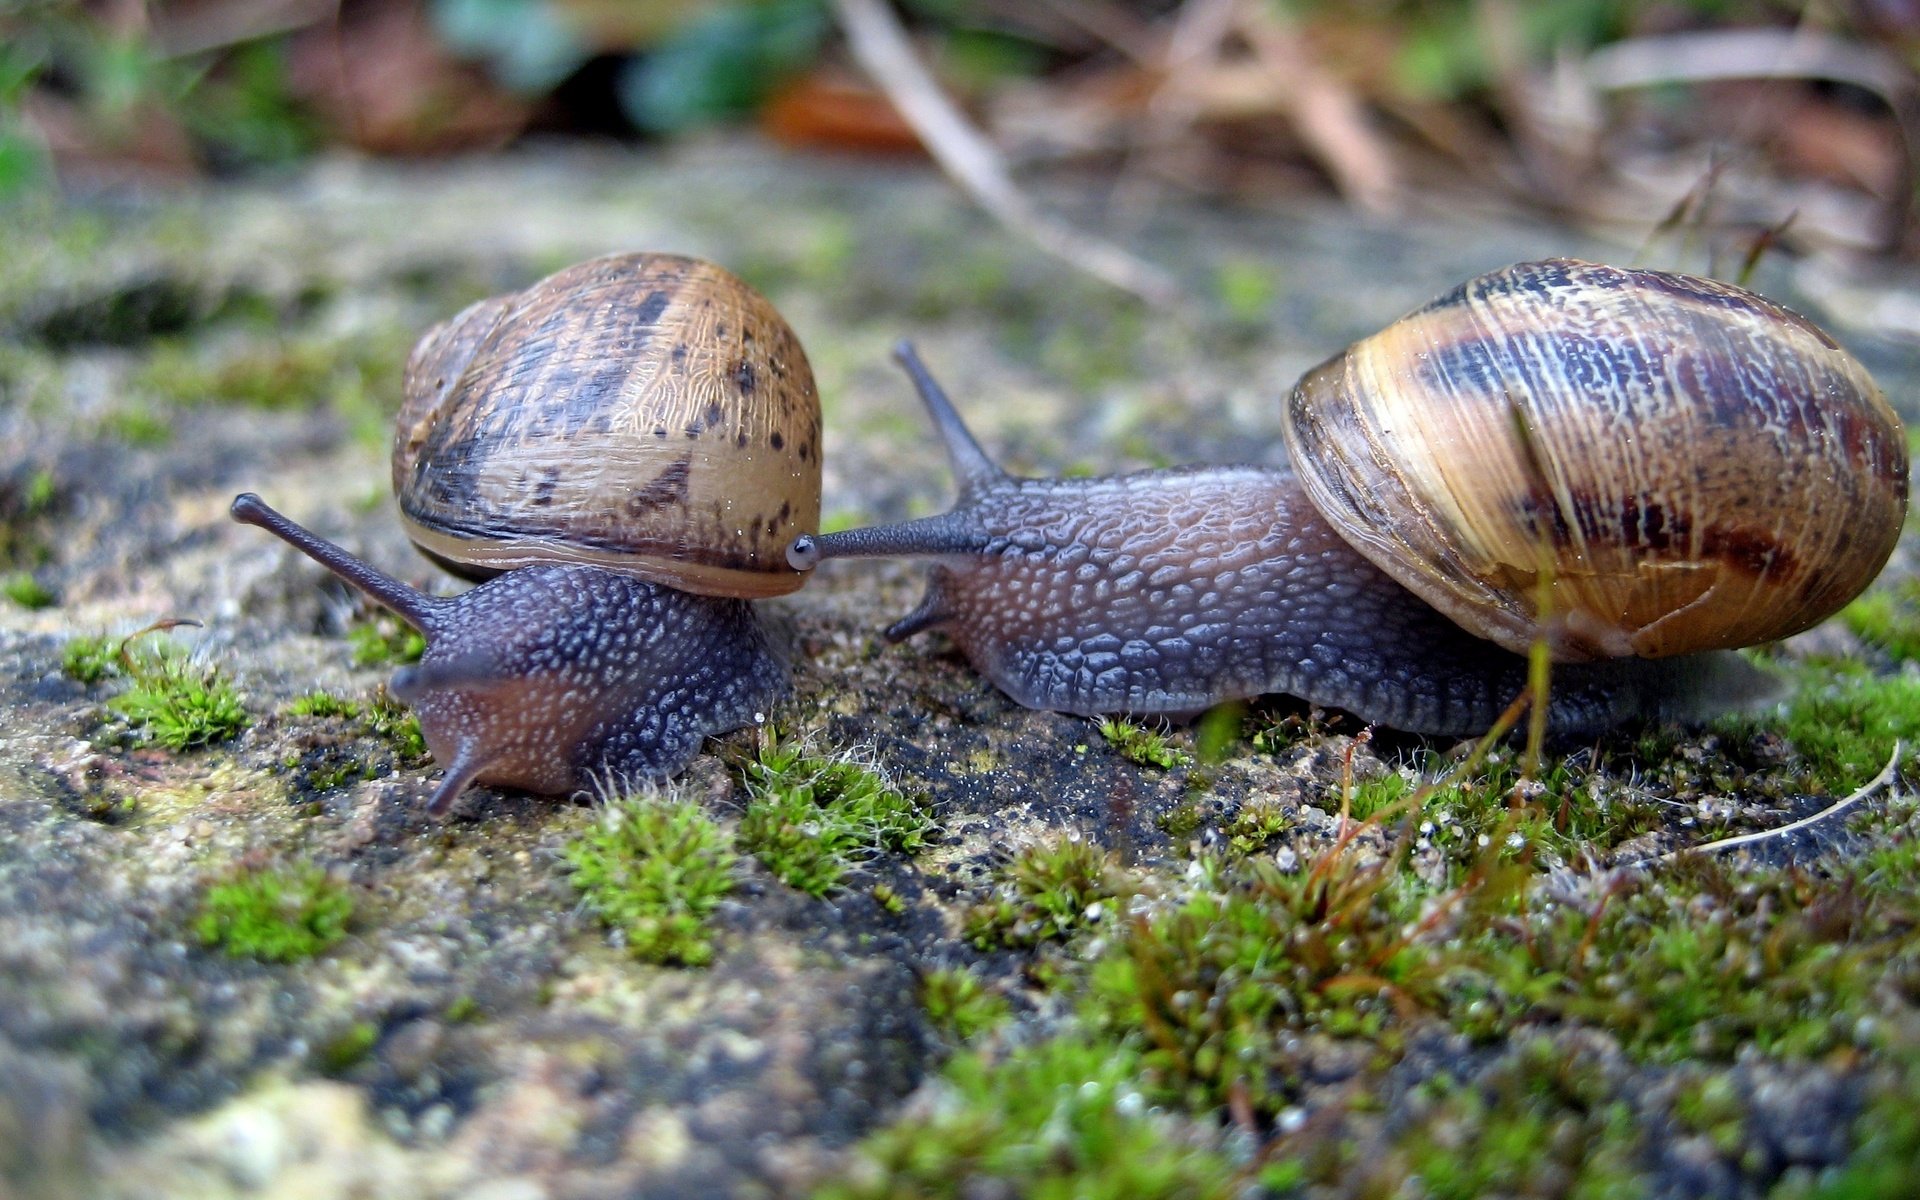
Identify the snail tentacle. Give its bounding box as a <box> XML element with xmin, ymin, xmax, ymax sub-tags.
<box><xmin>893</xmin><ymin>340</ymin><xmax>1006</xmax><ymax>495</ymax></box>
<box><xmin>231</xmin><ymin>493</ymin><xmax>445</xmax><ymax>634</ymax></box>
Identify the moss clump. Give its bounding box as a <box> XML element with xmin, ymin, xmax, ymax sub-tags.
<box><xmin>1669</xmin><ymin>1073</ymin><xmax>1747</xmax><ymax>1155</ymax></box>
<box><xmin>107</xmin><ymin>640</ymin><xmax>248</xmax><ymax>750</ymax></box>
<box><xmin>99</xmin><ymin>406</ymin><xmax>173</xmax><ymax>446</ymax></box>
<box><xmin>1451</xmin><ymin>856</ymin><xmax>1913</xmax><ymax>1064</ymax></box>
<box><xmin>962</xmin><ymin>837</ymin><xmax>1126</xmax><ymax>950</ymax></box>
<box><xmin>1156</xmin><ymin>794</ymin><xmax>1205</xmax><ymax>839</ymax></box>
<box><xmin>314</xmin><ymin>1021</ymin><xmax>379</xmax><ymax>1075</ymax></box>
<box><xmin>363</xmin><ymin>691</ymin><xmax>427</xmax><ymax>760</ymax></box>
<box><xmin>285</xmin><ymin>691</ymin><xmax>360</xmax><ymax>719</ymax></box>
<box><xmin>348</xmin><ymin>615</ymin><xmax>426</xmax><ymax>667</ymax></box>
<box><xmin>1097</xmin><ymin>717</ymin><xmax>1192</xmax><ymax>769</ymax></box>
<box><xmin>1084</xmin><ymin>850</ymin><xmax>1437</xmax><ymax>1115</ymax></box>
<box><xmin>1250</xmin><ymin>712</ymin><xmax>1310</xmax><ymax>755</ymax></box>
<box><xmin>1772</xmin><ymin>1044</ymin><xmax>1920</xmax><ymax>1199</ymax></box>
<box><xmin>1212</xmin><ymin>259</ymin><xmax>1277</xmax><ymax>323</ymax></box>
<box><xmin>1224</xmin><ymin>796</ymin><xmax>1290</xmax><ymax>854</ymax></box>
<box><xmin>740</xmin><ymin>739</ymin><xmax>931</xmax><ymax>897</ymax></box>
<box><xmin>3</xmin><ymin>570</ymin><xmax>53</xmax><ymax>607</ymax></box>
<box><xmin>195</xmin><ymin>863</ymin><xmax>354</xmax><ymax>962</ymax></box>
<box><xmin>564</xmin><ymin>795</ymin><xmax>737</xmax><ymax>966</ymax></box>
<box><xmin>297</xmin><ymin>750</ymin><xmax>372</xmax><ymax>793</ymax></box>
<box><xmin>1778</xmin><ymin>671</ymin><xmax>1920</xmax><ymax>791</ymax></box>
<box><xmin>1344</xmin><ymin>771</ymin><xmax>1413</xmax><ymax>821</ymax></box>
<box><xmin>137</xmin><ymin>338</ymin><xmax>335</xmax><ymax>410</ymax></box>
<box><xmin>132</xmin><ymin>330</ymin><xmax>406</xmax><ymax>424</ymax></box>
<box><xmin>1842</xmin><ymin>581</ymin><xmax>1920</xmax><ymax>662</ymax></box>
<box><xmin>61</xmin><ymin>633</ymin><xmax>116</xmax><ymax>684</ymax></box>
<box><xmin>1363</xmin><ymin>1043</ymin><xmax>1647</xmax><ymax>1199</ymax></box>
<box><xmin>1392</xmin><ymin>752</ymin><xmax>1658</xmax><ymax>873</ymax></box>
<box><xmin>814</xmin><ymin>1036</ymin><xmax>1243</xmax><ymax>1200</ymax></box>
<box><xmin>922</xmin><ymin>967</ymin><xmax>1011</xmax><ymax>1042</ymax></box>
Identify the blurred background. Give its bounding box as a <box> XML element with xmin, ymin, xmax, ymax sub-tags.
<box><xmin>3</xmin><ymin>0</ymin><xmax>1915</xmax><ymax>279</ymax></box>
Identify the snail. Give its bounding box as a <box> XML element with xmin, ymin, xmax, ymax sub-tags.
<box><xmin>787</xmin><ymin>259</ymin><xmax>1907</xmax><ymax>735</ymax></box>
<box><xmin>233</xmin><ymin>253</ymin><xmax>821</xmax><ymax>814</ymax></box>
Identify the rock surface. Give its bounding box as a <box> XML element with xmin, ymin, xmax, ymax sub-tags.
<box><xmin>2</xmin><ymin>141</ymin><xmax>1917</xmax><ymax>1198</ymax></box>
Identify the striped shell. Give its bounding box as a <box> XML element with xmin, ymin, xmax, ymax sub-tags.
<box><xmin>1283</xmin><ymin>259</ymin><xmax>1907</xmax><ymax>661</ymax></box>
<box><xmin>392</xmin><ymin>253</ymin><xmax>821</xmax><ymax>599</ymax></box>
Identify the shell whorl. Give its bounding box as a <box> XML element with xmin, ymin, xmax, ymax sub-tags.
<box><xmin>1285</xmin><ymin>258</ymin><xmax>1907</xmax><ymax>660</ymax></box>
<box><xmin>393</xmin><ymin>253</ymin><xmax>822</xmax><ymax>599</ymax></box>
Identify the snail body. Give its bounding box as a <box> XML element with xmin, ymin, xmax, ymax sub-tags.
<box><xmin>790</xmin><ymin>261</ymin><xmax>1905</xmax><ymax>735</ymax></box>
<box><xmin>235</xmin><ymin>253</ymin><xmax>820</xmax><ymax>814</ymax></box>
<box><xmin>233</xmin><ymin>496</ymin><xmax>785</xmax><ymax>814</ymax></box>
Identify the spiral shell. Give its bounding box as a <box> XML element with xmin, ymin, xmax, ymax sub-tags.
<box><xmin>393</xmin><ymin>253</ymin><xmax>822</xmax><ymax>599</ymax></box>
<box><xmin>1284</xmin><ymin>258</ymin><xmax>1907</xmax><ymax>660</ymax></box>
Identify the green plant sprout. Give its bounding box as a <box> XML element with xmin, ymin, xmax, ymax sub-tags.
<box><xmin>1097</xmin><ymin>716</ymin><xmax>1193</xmax><ymax>769</ymax></box>
<box><xmin>564</xmin><ymin>794</ymin><xmax>738</xmax><ymax>966</ymax></box>
<box><xmin>195</xmin><ymin>862</ymin><xmax>353</xmax><ymax>962</ymax></box>
<box><xmin>104</xmin><ymin>623</ymin><xmax>248</xmax><ymax>750</ymax></box>
<box><xmin>740</xmin><ymin>735</ymin><xmax>931</xmax><ymax>897</ymax></box>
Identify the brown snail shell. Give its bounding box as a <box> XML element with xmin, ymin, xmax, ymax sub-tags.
<box><xmin>1284</xmin><ymin>258</ymin><xmax>1908</xmax><ymax>661</ymax></box>
<box><xmin>393</xmin><ymin>253</ymin><xmax>822</xmax><ymax>599</ymax></box>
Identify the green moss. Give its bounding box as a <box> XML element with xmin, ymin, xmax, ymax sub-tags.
<box><xmin>137</xmin><ymin>339</ymin><xmax>315</xmax><ymax>409</ymax></box>
<box><xmin>61</xmin><ymin>633</ymin><xmax>116</xmax><ymax>684</ymax></box>
<box><xmin>106</xmin><ymin>640</ymin><xmax>248</xmax><ymax>751</ymax></box>
<box><xmin>1097</xmin><ymin>717</ymin><xmax>1192</xmax><ymax>769</ymax></box>
<box><xmin>1778</xmin><ymin>671</ymin><xmax>1920</xmax><ymax>791</ymax></box>
<box><xmin>1212</xmin><ymin>259</ymin><xmax>1276</xmax><ymax>323</ymax></box>
<box><xmin>740</xmin><ymin>738</ymin><xmax>931</xmax><ymax>897</ymax></box>
<box><xmin>813</xmin><ymin>1035</ymin><xmax>1242</xmax><ymax>1200</ymax></box>
<box><xmin>1251</xmin><ymin>712</ymin><xmax>1310</xmax><ymax>754</ymax></box>
<box><xmin>195</xmin><ymin>863</ymin><xmax>353</xmax><ymax>962</ymax></box>
<box><xmin>21</xmin><ymin>468</ymin><xmax>54</xmax><ymax>513</ymax></box>
<box><xmin>1036</xmin><ymin>300</ymin><xmax>1147</xmax><ymax>393</ymax></box>
<box><xmin>1380</xmin><ymin>1045</ymin><xmax>1648</xmax><ymax>1199</ymax></box>
<box><xmin>1156</xmin><ymin>795</ymin><xmax>1205</xmax><ymax>840</ymax></box>
<box><xmin>3</xmin><ymin>569</ymin><xmax>53</xmax><ymax>607</ymax></box>
<box><xmin>1083</xmin><ymin>851</ymin><xmax>1439</xmax><ymax>1115</ymax></box>
<box><xmin>98</xmin><ymin>406</ymin><xmax>173</xmax><ymax>446</ymax></box>
<box><xmin>348</xmin><ymin>615</ymin><xmax>426</xmax><ymax>667</ymax></box>
<box><xmin>1345</xmin><ymin>772</ymin><xmax>1414</xmax><ymax>821</ymax></box>
<box><xmin>922</xmin><ymin>967</ymin><xmax>1011</xmax><ymax>1042</ymax></box>
<box><xmin>363</xmin><ymin>691</ymin><xmax>427</xmax><ymax>760</ymax></box>
<box><xmin>1448</xmin><ymin>857</ymin><xmax>1915</xmax><ymax>1063</ymax></box>
<box><xmin>1842</xmin><ymin>581</ymin><xmax>1920</xmax><ymax>662</ymax></box>
<box><xmin>299</xmin><ymin>751</ymin><xmax>372</xmax><ymax>792</ymax></box>
<box><xmin>1670</xmin><ymin>1073</ymin><xmax>1746</xmax><ymax>1156</ymax></box>
<box><xmin>962</xmin><ymin>838</ymin><xmax>1125</xmax><ymax>950</ymax></box>
<box><xmin>314</xmin><ymin>1021</ymin><xmax>379</xmax><ymax>1075</ymax></box>
<box><xmin>134</xmin><ymin>332</ymin><xmax>400</xmax><ymax>413</ymax></box>
<box><xmin>1406</xmin><ymin>753</ymin><xmax>1657</xmax><ymax>872</ymax></box>
<box><xmin>285</xmin><ymin>691</ymin><xmax>360</xmax><ymax>719</ymax></box>
<box><xmin>564</xmin><ymin>795</ymin><xmax>737</xmax><ymax>966</ymax></box>
<box><xmin>1772</xmin><ymin>1047</ymin><xmax>1920</xmax><ymax>1199</ymax></box>
<box><xmin>1192</xmin><ymin>701</ymin><xmax>1248</xmax><ymax>763</ymax></box>
<box><xmin>1224</xmin><ymin>796</ymin><xmax>1290</xmax><ymax>854</ymax></box>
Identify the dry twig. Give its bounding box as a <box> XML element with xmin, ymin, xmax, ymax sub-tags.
<box><xmin>1644</xmin><ymin>742</ymin><xmax>1903</xmax><ymax>865</ymax></box>
<box><xmin>1582</xmin><ymin>27</ymin><xmax>1919</xmax><ymax>252</ymax></box>
<box><xmin>832</xmin><ymin>0</ymin><xmax>1183</xmax><ymax>307</ymax></box>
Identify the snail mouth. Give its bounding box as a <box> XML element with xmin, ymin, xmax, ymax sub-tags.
<box><xmin>397</xmin><ymin>514</ymin><xmax>809</xmax><ymax>599</ymax></box>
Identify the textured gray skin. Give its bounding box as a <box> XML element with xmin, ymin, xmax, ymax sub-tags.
<box><xmin>790</xmin><ymin>347</ymin><xmax>1769</xmax><ymax>736</ymax></box>
<box><xmin>232</xmin><ymin>494</ymin><xmax>786</xmax><ymax>814</ymax></box>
